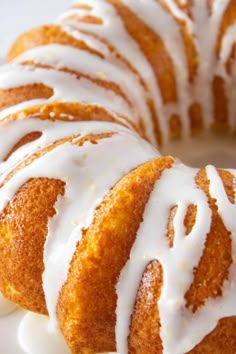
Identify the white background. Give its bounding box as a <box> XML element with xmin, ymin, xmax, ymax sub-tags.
<box><xmin>0</xmin><ymin>0</ymin><xmax>71</xmax><ymax>60</ymax></box>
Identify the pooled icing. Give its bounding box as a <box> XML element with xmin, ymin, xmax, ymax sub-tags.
<box><xmin>18</xmin><ymin>311</ymin><xmax>116</xmax><ymax>354</ymax></box>
<box><xmin>18</xmin><ymin>312</ymin><xmax>70</xmax><ymax>354</ymax></box>
<box><xmin>0</xmin><ymin>1</ymin><xmax>236</xmax><ymax>354</ymax></box>
<box><xmin>0</xmin><ymin>293</ymin><xmax>17</xmax><ymax>317</ymax></box>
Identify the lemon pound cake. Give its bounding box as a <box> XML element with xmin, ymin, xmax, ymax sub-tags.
<box><xmin>0</xmin><ymin>1</ymin><xmax>236</xmax><ymax>353</ymax></box>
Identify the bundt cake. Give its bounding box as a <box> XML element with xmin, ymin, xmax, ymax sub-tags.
<box><xmin>0</xmin><ymin>0</ymin><xmax>236</xmax><ymax>353</ymax></box>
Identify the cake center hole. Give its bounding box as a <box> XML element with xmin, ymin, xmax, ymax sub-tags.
<box><xmin>161</xmin><ymin>132</ymin><xmax>236</xmax><ymax>169</ymax></box>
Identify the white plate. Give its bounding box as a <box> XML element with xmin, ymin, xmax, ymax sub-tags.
<box><xmin>0</xmin><ymin>1</ymin><xmax>72</xmax><ymax>353</ymax></box>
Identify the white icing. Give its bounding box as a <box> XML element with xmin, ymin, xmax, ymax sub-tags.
<box><xmin>0</xmin><ymin>98</ymin><xmax>46</xmax><ymax>121</ymax></box>
<box><xmin>116</xmin><ymin>162</ymin><xmax>211</xmax><ymax>353</ymax></box>
<box><xmin>0</xmin><ymin>293</ymin><xmax>17</xmax><ymax>317</ymax></box>
<box><xmin>15</xmin><ymin>43</ymin><xmax>153</xmax><ymax>141</ymax></box>
<box><xmin>59</xmin><ymin>0</ymin><xmax>168</xmax><ymax>142</ymax></box>
<box><xmin>62</xmin><ymin>25</ymin><xmax>110</xmax><ymax>54</ymax></box>
<box><xmin>18</xmin><ymin>311</ymin><xmax>115</xmax><ymax>354</ymax></box>
<box><xmin>18</xmin><ymin>312</ymin><xmax>70</xmax><ymax>354</ymax></box>
<box><xmin>42</xmin><ymin>125</ymin><xmax>158</xmax><ymax>325</ymax></box>
<box><xmin>122</xmin><ymin>0</ymin><xmax>192</xmax><ymax>137</ymax></box>
<box><xmin>60</xmin><ymin>0</ymin><xmax>236</xmax><ymax>136</ymax></box>
<box><xmin>219</xmin><ymin>23</ymin><xmax>236</xmax><ymax>130</ymax></box>
<box><xmin>0</xmin><ymin>118</ymin><xmax>158</xmax><ymax>328</ymax></box>
<box><xmin>116</xmin><ymin>161</ymin><xmax>236</xmax><ymax>353</ymax></box>
<box><xmin>0</xmin><ymin>64</ymin><xmax>134</xmax><ymax>122</ymax></box>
